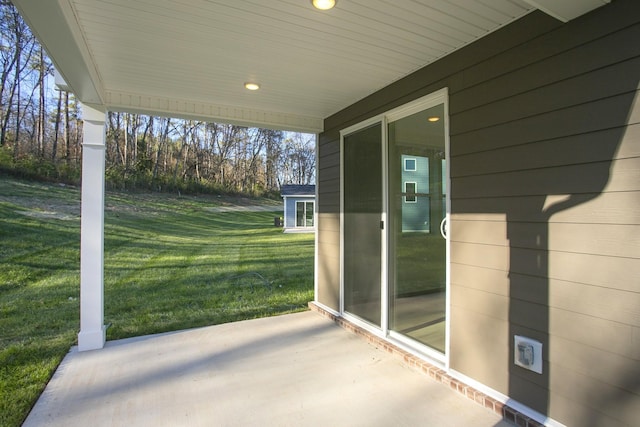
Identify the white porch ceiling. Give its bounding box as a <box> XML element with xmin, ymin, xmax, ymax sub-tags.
<box><xmin>13</xmin><ymin>0</ymin><xmax>609</xmax><ymax>133</ymax></box>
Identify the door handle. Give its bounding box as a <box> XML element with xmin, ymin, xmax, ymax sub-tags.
<box><xmin>440</xmin><ymin>217</ymin><xmax>448</xmax><ymax>239</ymax></box>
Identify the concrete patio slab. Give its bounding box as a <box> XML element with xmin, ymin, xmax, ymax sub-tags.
<box><xmin>23</xmin><ymin>311</ymin><xmax>510</xmax><ymax>427</ymax></box>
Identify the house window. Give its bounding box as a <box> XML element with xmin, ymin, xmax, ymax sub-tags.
<box><xmin>296</xmin><ymin>201</ymin><xmax>314</xmax><ymax>227</ymax></box>
<box><xmin>404</xmin><ymin>182</ymin><xmax>417</xmax><ymax>203</ymax></box>
<box><xmin>404</xmin><ymin>158</ymin><xmax>416</xmax><ymax>171</ymax></box>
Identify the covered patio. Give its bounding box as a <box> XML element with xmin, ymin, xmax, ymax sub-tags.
<box><xmin>11</xmin><ymin>0</ymin><xmax>610</xmax><ymax>354</ymax></box>
<box><xmin>24</xmin><ymin>310</ymin><xmax>511</xmax><ymax>427</ymax></box>
<box><xmin>12</xmin><ymin>1</ymin><xmax>632</xmax><ymax>426</ymax></box>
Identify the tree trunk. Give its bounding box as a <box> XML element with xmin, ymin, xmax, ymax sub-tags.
<box><xmin>1</xmin><ymin>36</ymin><xmax>20</xmax><ymax>149</ymax></box>
<box><xmin>37</xmin><ymin>46</ymin><xmax>45</xmax><ymax>157</ymax></box>
<box><xmin>51</xmin><ymin>90</ymin><xmax>62</xmax><ymax>160</ymax></box>
<box><xmin>74</xmin><ymin>98</ymin><xmax>81</xmax><ymax>165</ymax></box>
<box><xmin>0</xmin><ymin>36</ymin><xmax>19</xmax><ymax>147</ymax></box>
<box><xmin>64</xmin><ymin>91</ymin><xmax>70</xmax><ymax>165</ymax></box>
<box><xmin>153</xmin><ymin>117</ymin><xmax>170</xmax><ymax>180</ymax></box>
<box><xmin>0</xmin><ymin>5</ymin><xmax>23</xmax><ymax>147</ymax></box>
<box><xmin>12</xmin><ymin>63</ymin><xmax>20</xmax><ymax>159</ymax></box>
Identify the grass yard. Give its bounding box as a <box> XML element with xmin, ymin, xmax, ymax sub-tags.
<box><xmin>0</xmin><ymin>176</ymin><xmax>315</xmax><ymax>427</ymax></box>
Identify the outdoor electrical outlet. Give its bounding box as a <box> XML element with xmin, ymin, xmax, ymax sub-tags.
<box><xmin>514</xmin><ymin>335</ymin><xmax>543</xmax><ymax>374</ymax></box>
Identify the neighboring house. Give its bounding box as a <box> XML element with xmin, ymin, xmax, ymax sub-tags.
<box><xmin>280</xmin><ymin>185</ymin><xmax>315</xmax><ymax>233</ymax></box>
<box><xmin>399</xmin><ymin>154</ymin><xmax>445</xmax><ymax>233</ymax></box>
<box><xmin>13</xmin><ymin>1</ymin><xmax>638</xmax><ymax>426</ymax></box>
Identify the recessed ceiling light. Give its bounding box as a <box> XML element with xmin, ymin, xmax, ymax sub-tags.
<box><xmin>312</xmin><ymin>0</ymin><xmax>336</xmax><ymax>10</ymax></box>
<box><xmin>244</xmin><ymin>82</ymin><xmax>260</xmax><ymax>91</ymax></box>
<box><xmin>428</xmin><ymin>116</ymin><xmax>440</xmax><ymax>122</ymax></box>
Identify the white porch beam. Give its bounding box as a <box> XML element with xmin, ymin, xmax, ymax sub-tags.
<box><xmin>11</xmin><ymin>0</ymin><xmax>104</xmax><ymax>105</ymax></box>
<box><xmin>523</xmin><ymin>0</ymin><xmax>610</xmax><ymax>22</ymax></box>
<box><xmin>77</xmin><ymin>103</ymin><xmax>107</xmax><ymax>352</ymax></box>
<box><xmin>104</xmin><ymin>90</ymin><xmax>324</xmax><ymax>134</ymax></box>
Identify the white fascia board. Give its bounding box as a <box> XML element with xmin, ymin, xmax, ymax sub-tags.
<box><xmin>12</xmin><ymin>0</ymin><xmax>104</xmax><ymax>105</ymax></box>
<box><xmin>523</xmin><ymin>0</ymin><xmax>611</xmax><ymax>22</ymax></box>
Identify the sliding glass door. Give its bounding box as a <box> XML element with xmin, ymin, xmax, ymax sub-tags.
<box><xmin>296</xmin><ymin>201</ymin><xmax>314</xmax><ymax>227</ymax></box>
<box><xmin>387</xmin><ymin>103</ymin><xmax>447</xmax><ymax>353</ymax></box>
<box><xmin>343</xmin><ymin>122</ymin><xmax>383</xmax><ymax>327</ymax></box>
<box><xmin>341</xmin><ymin>90</ymin><xmax>449</xmax><ymax>356</ymax></box>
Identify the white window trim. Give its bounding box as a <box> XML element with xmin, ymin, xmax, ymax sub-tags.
<box><xmin>404</xmin><ymin>157</ymin><xmax>417</xmax><ymax>171</ymax></box>
<box><xmin>295</xmin><ymin>200</ymin><xmax>315</xmax><ymax>228</ymax></box>
<box><xmin>404</xmin><ymin>181</ymin><xmax>417</xmax><ymax>203</ymax></box>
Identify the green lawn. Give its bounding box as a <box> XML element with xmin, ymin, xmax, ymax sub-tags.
<box><xmin>0</xmin><ymin>177</ymin><xmax>314</xmax><ymax>427</ymax></box>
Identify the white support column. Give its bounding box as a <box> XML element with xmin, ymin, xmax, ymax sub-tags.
<box><xmin>77</xmin><ymin>104</ymin><xmax>107</xmax><ymax>351</ymax></box>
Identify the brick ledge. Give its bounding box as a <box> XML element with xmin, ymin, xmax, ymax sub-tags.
<box><xmin>308</xmin><ymin>301</ymin><xmax>544</xmax><ymax>427</ymax></box>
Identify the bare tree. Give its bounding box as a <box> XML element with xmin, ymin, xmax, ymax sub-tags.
<box><xmin>0</xmin><ymin>4</ymin><xmax>35</xmax><ymax>152</ymax></box>
<box><xmin>153</xmin><ymin>116</ymin><xmax>171</xmax><ymax>180</ymax></box>
<box><xmin>64</xmin><ymin>90</ymin><xmax>70</xmax><ymax>165</ymax></box>
<box><xmin>264</xmin><ymin>129</ymin><xmax>284</xmax><ymax>191</ymax></box>
<box><xmin>51</xmin><ymin>89</ymin><xmax>62</xmax><ymax>160</ymax></box>
<box><xmin>280</xmin><ymin>133</ymin><xmax>316</xmax><ymax>185</ymax></box>
<box><xmin>35</xmin><ymin>45</ymin><xmax>49</xmax><ymax>156</ymax></box>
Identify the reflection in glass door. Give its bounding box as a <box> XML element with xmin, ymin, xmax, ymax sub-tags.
<box><xmin>388</xmin><ymin>104</ymin><xmax>447</xmax><ymax>353</ymax></box>
<box><xmin>343</xmin><ymin>122</ymin><xmax>382</xmax><ymax>327</ymax></box>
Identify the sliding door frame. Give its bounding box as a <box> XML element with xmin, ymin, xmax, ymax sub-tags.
<box><xmin>386</xmin><ymin>89</ymin><xmax>451</xmax><ymax>367</ymax></box>
<box><xmin>340</xmin><ymin>88</ymin><xmax>451</xmax><ymax>367</ymax></box>
<box><xmin>340</xmin><ymin>114</ymin><xmax>388</xmax><ymax>337</ymax></box>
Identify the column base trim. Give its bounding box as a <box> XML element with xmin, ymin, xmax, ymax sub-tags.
<box><xmin>77</xmin><ymin>325</ymin><xmax>107</xmax><ymax>352</ymax></box>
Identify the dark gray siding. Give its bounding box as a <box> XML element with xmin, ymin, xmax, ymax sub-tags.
<box><xmin>316</xmin><ymin>132</ymin><xmax>341</xmax><ymax>310</ymax></box>
<box><xmin>316</xmin><ymin>1</ymin><xmax>640</xmax><ymax>425</ymax></box>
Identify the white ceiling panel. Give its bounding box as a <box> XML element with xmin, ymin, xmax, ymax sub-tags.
<box><xmin>12</xmin><ymin>0</ymin><xmax>610</xmax><ymax>132</ymax></box>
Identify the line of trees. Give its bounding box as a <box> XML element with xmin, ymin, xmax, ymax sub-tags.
<box><xmin>103</xmin><ymin>114</ymin><xmax>315</xmax><ymax>195</ymax></box>
<box><xmin>0</xmin><ymin>1</ymin><xmax>315</xmax><ymax>196</ymax></box>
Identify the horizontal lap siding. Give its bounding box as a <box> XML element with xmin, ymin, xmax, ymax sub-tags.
<box><xmin>449</xmin><ymin>1</ymin><xmax>640</xmax><ymax>424</ymax></box>
<box><xmin>453</xmin><ymin>123</ymin><xmax>640</xmax><ymax>177</ymax></box>
<box><xmin>451</xmin><ymin>192</ymin><xmax>640</xmax><ymax>224</ymax></box>
<box><xmin>316</xmin><ymin>132</ymin><xmax>341</xmax><ymax>310</ymax></box>
<box><xmin>316</xmin><ymin>1</ymin><xmax>640</xmax><ymax>425</ymax></box>
<box><xmin>453</xmin><ymin>220</ymin><xmax>640</xmax><ymax>259</ymax></box>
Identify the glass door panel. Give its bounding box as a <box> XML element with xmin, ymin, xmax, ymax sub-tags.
<box><xmin>305</xmin><ymin>202</ymin><xmax>314</xmax><ymax>227</ymax></box>
<box><xmin>296</xmin><ymin>202</ymin><xmax>305</xmax><ymax>226</ymax></box>
<box><xmin>388</xmin><ymin>104</ymin><xmax>447</xmax><ymax>352</ymax></box>
<box><xmin>343</xmin><ymin>123</ymin><xmax>382</xmax><ymax>327</ymax></box>
<box><xmin>296</xmin><ymin>201</ymin><xmax>314</xmax><ymax>227</ymax></box>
